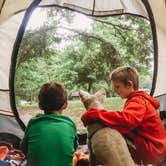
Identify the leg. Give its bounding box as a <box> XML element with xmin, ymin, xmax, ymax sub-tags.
<box><xmin>125</xmin><ymin>134</ymin><xmax>165</xmax><ymax>165</ymax></box>
<box><xmin>88</xmin><ymin>139</ymin><xmax>97</xmax><ymax>166</ymax></box>
<box><xmin>126</xmin><ymin>139</ymin><xmax>142</xmax><ymax>165</ymax></box>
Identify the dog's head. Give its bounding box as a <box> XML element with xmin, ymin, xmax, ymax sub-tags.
<box><xmin>79</xmin><ymin>88</ymin><xmax>106</xmax><ymax>110</ymax></box>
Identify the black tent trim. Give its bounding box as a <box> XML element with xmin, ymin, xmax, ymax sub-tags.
<box><xmin>0</xmin><ymin>89</ymin><xmax>9</xmax><ymax>91</ymax></box>
<box><xmin>38</xmin><ymin>4</ymin><xmax>147</xmax><ymax>19</ymax></box>
<box><xmin>141</xmin><ymin>0</ymin><xmax>158</xmax><ymax>96</ymax></box>
<box><xmin>92</xmin><ymin>0</ymin><xmax>96</xmax><ymax>15</ymax></box>
<box><xmin>155</xmin><ymin>93</ymin><xmax>166</xmax><ymax>98</ymax></box>
<box><xmin>0</xmin><ymin>110</ymin><xmax>13</xmax><ymax>116</ymax></box>
<box><xmin>0</xmin><ymin>0</ymin><xmax>6</xmax><ymax>15</ymax></box>
<box><xmin>9</xmin><ymin>0</ymin><xmax>41</xmax><ymax>131</ymax></box>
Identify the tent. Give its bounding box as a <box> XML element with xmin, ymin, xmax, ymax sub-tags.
<box><xmin>0</xmin><ymin>0</ymin><xmax>166</xmax><ymax>144</ymax></box>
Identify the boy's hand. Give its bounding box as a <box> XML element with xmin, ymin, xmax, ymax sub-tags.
<box><xmin>81</xmin><ymin>108</ymin><xmax>99</xmax><ymax>126</ymax></box>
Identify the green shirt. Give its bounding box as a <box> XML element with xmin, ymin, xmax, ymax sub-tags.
<box><xmin>20</xmin><ymin>114</ymin><xmax>77</xmax><ymax>166</ymax></box>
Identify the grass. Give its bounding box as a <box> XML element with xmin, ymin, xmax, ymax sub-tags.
<box><xmin>18</xmin><ymin>97</ymin><xmax>125</xmax><ymax>133</ymax></box>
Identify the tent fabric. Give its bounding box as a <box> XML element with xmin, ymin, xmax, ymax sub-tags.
<box><xmin>0</xmin><ymin>114</ymin><xmax>24</xmax><ymax>138</ymax></box>
<box><xmin>148</xmin><ymin>0</ymin><xmax>166</xmax><ymax>96</ymax></box>
<box><xmin>0</xmin><ymin>0</ymin><xmax>148</xmax><ymax>21</ymax></box>
<box><xmin>0</xmin><ymin>0</ymin><xmax>33</xmax><ymax>23</ymax></box>
<box><xmin>0</xmin><ymin>91</ymin><xmax>11</xmax><ymax>113</ymax></box>
<box><xmin>0</xmin><ymin>12</ymin><xmax>25</xmax><ymax>90</ymax></box>
<box><xmin>0</xmin><ymin>0</ymin><xmax>166</xmax><ymax>138</ymax></box>
<box><xmin>40</xmin><ymin>0</ymin><xmax>148</xmax><ymax>17</ymax></box>
<box><xmin>0</xmin><ymin>12</ymin><xmax>25</xmax><ymax>120</ymax></box>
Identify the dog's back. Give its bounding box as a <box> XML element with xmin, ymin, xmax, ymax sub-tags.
<box><xmin>79</xmin><ymin>88</ymin><xmax>135</xmax><ymax>166</ymax></box>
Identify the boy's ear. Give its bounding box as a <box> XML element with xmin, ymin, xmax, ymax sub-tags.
<box><xmin>62</xmin><ymin>101</ymin><xmax>68</xmax><ymax>109</ymax></box>
<box><xmin>127</xmin><ymin>80</ymin><xmax>134</xmax><ymax>88</ymax></box>
<box><xmin>79</xmin><ymin>90</ymin><xmax>90</xmax><ymax>101</ymax></box>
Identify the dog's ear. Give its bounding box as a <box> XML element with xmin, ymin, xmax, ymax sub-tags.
<box><xmin>95</xmin><ymin>88</ymin><xmax>106</xmax><ymax>103</ymax></box>
<box><xmin>95</xmin><ymin>88</ymin><xmax>106</xmax><ymax>96</ymax></box>
<box><xmin>79</xmin><ymin>90</ymin><xmax>90</xmax><ymax>101</ymax></box>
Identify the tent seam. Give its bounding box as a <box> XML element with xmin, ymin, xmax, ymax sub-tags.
<box><xmin>0</xmin><ymin>0</ymin><xmax>6</xmax><ymax>14</ymax></box>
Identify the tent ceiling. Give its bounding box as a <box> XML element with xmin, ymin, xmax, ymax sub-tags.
<box><xmin>0</xmin><ymin>0</ymin><xmax>33</xmax><ymax>23</ymax></box>
<box><xmin>148</xmin><ymin>0</ymin><xmax>166</xmax><ymax>96</ymax></box>
<box><xmin>0</xmin><ymin>0</ymin><xmax>148</xmax><ymax>24</ymax></box>
<box><xmin>40</xmin><ymin>0</ymin><xmax>148</xmax><ymax>17</ymax></box>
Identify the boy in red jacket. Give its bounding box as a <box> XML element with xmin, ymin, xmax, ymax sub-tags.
<box><xmin>81</xmin><ymin>66</ymin><xmax>166</xmax><ymax>165</ymax></box>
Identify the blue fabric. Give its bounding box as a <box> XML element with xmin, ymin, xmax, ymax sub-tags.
<box><xmin>0</xmin><ymin>160</ymin><xmax>11</xmax><ymax>166</ymax></box>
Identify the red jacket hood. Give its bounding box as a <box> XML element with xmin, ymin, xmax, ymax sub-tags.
<box><xmin>128</xmin><ymin>91</ymin><xmax>160</xmax><ymax>109</ymax></box>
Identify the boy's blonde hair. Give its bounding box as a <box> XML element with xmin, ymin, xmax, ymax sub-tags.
<box><xmin>110</xmin><ymin>66</ymin><xmax>139</xmax><ymax>90</ymax></box>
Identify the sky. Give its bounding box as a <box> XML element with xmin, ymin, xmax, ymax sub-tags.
<box><xmin>27</xmin><ymin>9</ymin><xmax>47</xmax><ymax>29</ymax></box>
<box><xmin>26</xmin><ymin>8</ymin><xmax>92</xmax><ymax>49</ymax></box>
<box><xmin>27</xmin><ymin>8</ymin><xmax>92</xmax><ymax>31</ymax></box>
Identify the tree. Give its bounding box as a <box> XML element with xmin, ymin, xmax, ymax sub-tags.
<box><xmin>15</xmin><ymin>7</ymin><xmax>153</xmax><ymax>101</ymax></box>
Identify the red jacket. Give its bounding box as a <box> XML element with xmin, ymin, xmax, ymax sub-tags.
<box><xmin>81</xmin><ymin>91</ymin><xmax>166</xmax><ymax>165</ymax></box>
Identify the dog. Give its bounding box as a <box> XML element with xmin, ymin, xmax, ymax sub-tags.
<box><xmin>79</xmin><ymin>88</ymin><xmax>135</xmax><ymax>166</ymax></box>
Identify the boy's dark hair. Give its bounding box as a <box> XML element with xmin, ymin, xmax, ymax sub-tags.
<box><xmin>110</xmin><ymin>66</ymin><xmax>139</xmax><ymax>90</ymax></box>
<box><xmin>38</xmin><ymin>82</ymin><xmax>67</xmax><ymax>113</ymax></box>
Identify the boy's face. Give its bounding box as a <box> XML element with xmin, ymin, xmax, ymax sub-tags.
<box><xmin>112</xmin><ymin>80</ymin><xmax>134</xmax><ymax>99</ymax></box>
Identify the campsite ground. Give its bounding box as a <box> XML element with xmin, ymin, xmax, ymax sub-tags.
<box><xmin>18</xmin><ymin>97</ymin><xmax>125</xmax><ymax>133</ymax></box>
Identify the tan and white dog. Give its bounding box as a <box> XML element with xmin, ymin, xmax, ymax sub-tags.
<box><xmin>79</xmin><ymin>88</ymin><xmax>135</xmax><ymax>166</ymax></box>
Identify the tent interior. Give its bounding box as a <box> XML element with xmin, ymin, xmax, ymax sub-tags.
<box><xmin>0</xmin><ymin>0</ymin><xmax>166</xmax><ymax>149</ymax></box>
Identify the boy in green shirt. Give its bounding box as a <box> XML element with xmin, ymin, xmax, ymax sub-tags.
<box><xmin>20</xmin><ymin>82</ymin><xmax>78</xmax><ymax>166</ymax></box>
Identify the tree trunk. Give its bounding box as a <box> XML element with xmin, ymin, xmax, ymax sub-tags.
<box><xmin>88</xmin><ymin>81</ymin><xmax>93</xmax><ymax>92</ymax></box>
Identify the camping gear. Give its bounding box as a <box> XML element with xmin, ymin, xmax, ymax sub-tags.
<box><xmin>0</xmin><ymin>147</ymin><xmax>9</xmax><ymax>160</ymax></box>
<box><xmin>0</xmin><ymin>141</ymin><xmax>25</xmax><ymax>166</ymax></box>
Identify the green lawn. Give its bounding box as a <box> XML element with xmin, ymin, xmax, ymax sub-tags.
<box><xmin>18</xmin><ymin>97</ymin><xmax>125</xmax><ymax>133</ymax></box>
<box><xmin>66</xmin><ymin>97</ymin><xmax>125</xmax><ymax>133</ymax></box>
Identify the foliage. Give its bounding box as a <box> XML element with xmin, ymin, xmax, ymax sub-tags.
<box><xmin>15</xmin><ymin>7</ymin><xmax>153</xmax><ymax>102</ymax></box>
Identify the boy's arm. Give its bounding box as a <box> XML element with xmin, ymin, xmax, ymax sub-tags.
<box><xmin>81</xmin><ymin>100</ymin><xmax>146</xmax><ymax>134</ymax></box>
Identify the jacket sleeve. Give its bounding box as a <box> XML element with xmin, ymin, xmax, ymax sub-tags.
<box><xmin>81</xmin><ymin>99</ymin><xmax>146</xmax><ymax>134</ymax></box>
